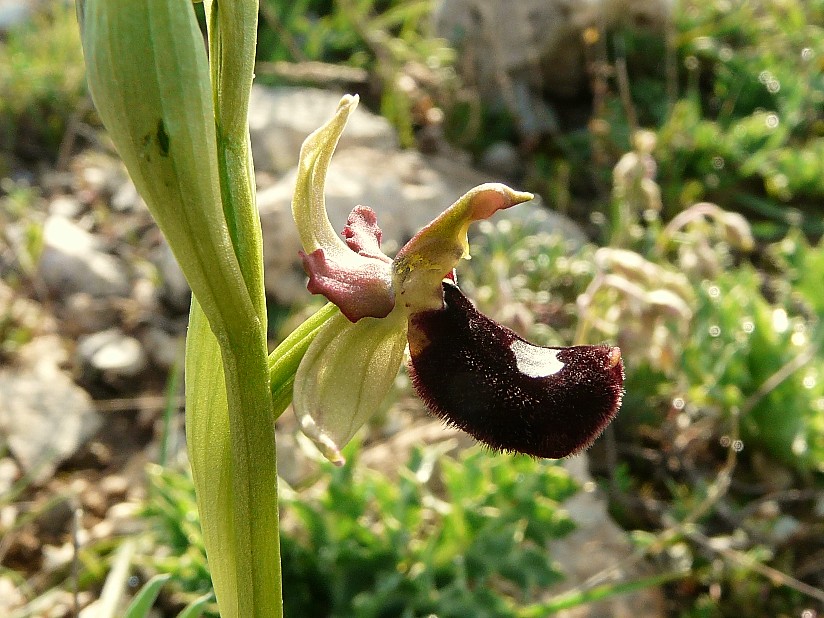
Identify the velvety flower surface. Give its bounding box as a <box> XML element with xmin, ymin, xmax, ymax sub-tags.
<box><xmin>291</xmin><ymin>95</ymin><xmax>623</xmax><ymax>464</ymax></box>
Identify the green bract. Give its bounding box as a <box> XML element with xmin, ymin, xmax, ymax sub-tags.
<box><xmin>78</xmin><ymin>0</ymin><xmax>253</xmax><ymax>344</ymax></box>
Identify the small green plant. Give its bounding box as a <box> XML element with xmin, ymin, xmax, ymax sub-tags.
<box><xmin>0</xmin><ymin>2</ymin><xmax>86</xmax><ymax>167</ymax></box>
<box><xmin>279</xmin><ymin>446</ymin><xmax>578</xmax><ymax>618</ymax></box>
<box><xmin>457</xmin><ymin>128</ymin><xmax>824</xmax><ymax>612</ymax></box>
<box><xmin>142</xmin><ymin>446</ymin><xmax>582</xmax><ymax>617</ymax></box>
<box><xmin>257</xmin><ymin>0</ymin><xmax>456</xmax><ymax>146</ymax></box>
<box><xmin>649</xmin><ymin>0</ymin><xmax>824</xmax><ymax>234</ymax></box>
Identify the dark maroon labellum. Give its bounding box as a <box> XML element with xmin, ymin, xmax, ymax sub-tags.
<box><xmin>408</xmin><ymin>281</ymin><xmax>624</xmax><ymax>458</ymax></box>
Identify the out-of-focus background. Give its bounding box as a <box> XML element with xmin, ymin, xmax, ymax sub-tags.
<box><xmin>1</xmin><ymin>0</ymin><xmax>823</xmax><ymax>616</ymax></box>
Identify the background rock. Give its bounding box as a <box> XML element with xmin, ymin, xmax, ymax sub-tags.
<box><xmin>61</xmin><ymin>292</ymin><xmax>119</xmax><ymax>335</ymax></box>
<box><xmin>0</xmin><ymin>336</ymin><xmax>101</xmax><ymax>484</ymax></box>
<box><xmin>249</xmin><ymin>85</ymin><xmax>398</xmax><ymax>176</ymax></box>
<box><xmin>142</xmin><ymin>325</ymin><xmax>184</xmax><ymax>371</ymax></box>
<box><xmin>0</xmin><ymin>0</ymin><xmax>37</xmax><ymax>33</ymax></box>
<box><xmin>38</xmin><ymin>215</ymin><xmax>130</xmax><ymax>299</ymax></box>
<box><xmin>548</xmin><ymin>455</ymin><xmax>666</xmax><ymax>617</ymax></box>
<box><xmin>76</xmin><ymin>328</ymin><xmax>147</xmax><ymax>383</ymax></box>
<box><xmin>152</xmin><ymin>241</ymin><xmax>191</xmax><ymax>313</ymax></box>
<box><xmin>434</xmin><ymin>0</ymin><xmax>672</xmax><ymax>134</ymax></box>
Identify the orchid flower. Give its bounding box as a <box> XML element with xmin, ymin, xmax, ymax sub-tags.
<box><xmin>291</xmin><ymin>95</ymin><xmax>624</xmax><ymax>465</ymax></box>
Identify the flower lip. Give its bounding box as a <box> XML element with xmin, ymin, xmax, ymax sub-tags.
<box><xmin>408</xmin><ymin>280</ymin><xmax>624</xmax><ymax>458</ymax></box>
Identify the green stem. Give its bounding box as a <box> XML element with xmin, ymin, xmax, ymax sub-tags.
<box><xmin>219</xmin><ymin>329</ymin><xmax>281</xmax><ymax>617</ymax></box>
<box><xmin>517</xmin><ymin>570</ymin><xmax>688</xmax><ymax>617</ymax></box>
<box><xmin>206</xmin><ymin>0</ymin><xmax>266</xmax><ymax>321</ymax></box>
<box><xmin>201</xmin><ymin>1</ymin><xmax>282</xmax><ymax>616</ymax></box>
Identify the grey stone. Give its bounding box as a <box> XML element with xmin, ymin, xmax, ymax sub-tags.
<box><xmin>0</xmin><ymin>575</ymin><xmax>25</xmax><ymax>617</ymax></box>
<box><xmin>0</xmin><ymin>457</ymin><xmax>19</xmax><ymax>496</ymax></box>
<box><xmin>0</xmin><ymin>0</ymin><xmax>35</xmax><ymax>33</ymax></box>
<box><xmin>152</xmin><ymin>241</ymin><xmax>191</xmax><ymax>313</ymax></box>
<box><xmin>48</xmin><ymin>195</ymin><xmax>83</xmax><ymax>219</ymax></box>
<box><xmin>110</xmin><ymin>179</ymin><xmax>145</xmax><ymax>212</ymax></box>
<box><xmin>76</xmin><ymin>328</ymin><xmax>147</xmax><ymax>381</ymax></box>
<box><xmin>0</xmin><ymin>336</ymin><xmax>102</xmax><ymax>484</ymax></box>
<box><xmin>38</xmin><ymin>215</ymin><xmax>130</xmax><ymax>299</ymax></box>
<box><xmin>434</xmin><ymin>0</ymin><xmax>671</xmax><ymax>133</ymax></box>
<box><xmin>142</xmin><ymin>326</ymin><xmax>184</xmax><ymax>371</ymax></box>
<box><xmin>61</xmin><ymin>292</ymin><xmax>119</xmax><ymax>335</ymax></box>
<box><xmin>248</xmin><ymin>85</ymin><xmax>399</xmax><ymax>176</ymax></box>
<box><xmin>479</xmin><ymin>141</ymin><xmax>522</xmax><ymax>179</ymax></box>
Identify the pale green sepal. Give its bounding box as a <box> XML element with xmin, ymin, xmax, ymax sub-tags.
<box><xmin>184</xmin><ymin>298</ymin><xmax>239</xmax><ymax>616</ymax></box>
<box><xmin>293</xmin><ymin>306</ymin><xmax>408</xmax><ymax>465</ymax></box>
<box><xmin>292</xmin><ymin>95</ymin><xmax>360</xmax><ymax>256</ymax></box>
<box><xmin>392</xmin><ymin>183</ymin><xmax>533</xmax><ymax>314</ymax></box>
<box><xmin>78</xmin><ymin>0</ymin><xmax>253</xmax><ymax>343</ymax></box>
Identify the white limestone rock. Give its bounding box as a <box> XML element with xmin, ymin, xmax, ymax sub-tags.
<box><xmin>249</xmin><ymin>85</ymin><xmax>399</xmax><ymax>176</ymax></box>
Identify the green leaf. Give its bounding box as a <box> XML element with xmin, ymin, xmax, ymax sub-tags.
<box><xmin>123</xmin><ymin>574</ymin><xmax>172</xmax><ymax>618</ymax></box>
<box><xmin>96</xmin><ymin>539</ymin><xmax>137</xmax><ymax>618</ymax></box>
<box><xmin>176</xmin><ymin>592</ymin><xmax>214</xmax><ymax>618</ymax></box>
<box><xmin>184</xmin><ymin>297</ymin><xmax>241</xmax><ymax>616</ymax></box>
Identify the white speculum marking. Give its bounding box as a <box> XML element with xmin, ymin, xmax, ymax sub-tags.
<box><xmin>510</xmin><ymin>340</ymin><xmax>565</xmax><ymax>378</ymax></box>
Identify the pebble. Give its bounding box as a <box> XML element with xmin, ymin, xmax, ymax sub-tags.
<box><xmin>38</xmin><ymin>215</ymin><xmax>131</xmax><ymax>299</ymax></box>
<box><xmin>479</xmin><ymin>141</ymin><xmax>522</xmax><ymax>179</ymax></box>
<box><xmin>0</xmin><ymin>338</ymin><xmax>101</xmax><ymax>484</ymax></box>
<box><xmin>76</xmin><ymin>328</ymin><xmax>147</xmax><ymax>381</ymax></box>
<box><xmin>142</xmin><ymin>325</ymin><xmax>184</xmax><ymax>371</ymax></box>
<box><xmin>0</xmin><ymin>458</ymin><xmax>18</xmax><ymax>495</ymax></box>
<box><xmin>0</xmin><ymin>576</ymin><xmax>25</xmax><ymax>616</ymax></box>
<box><xmin>48</xmin><ymin>194</ymin><xmax>83</xmax><ymax>218</ymax></box>
<box><xmin>62</xmin><ymin>292</ymin><xmax>119</xmax><ymax>335</ymax></box>
<box><xmin>153</xmin><ymin>241</ymin><xmax>191</xmax><ymax>313</ymax></box>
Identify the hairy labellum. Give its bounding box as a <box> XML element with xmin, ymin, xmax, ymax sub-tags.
<box><xmin>408</xmin><ymin>281</ymin><xmax>624</xmax><ymax>458</ymax></box>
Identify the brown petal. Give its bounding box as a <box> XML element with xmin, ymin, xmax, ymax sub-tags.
<box><xmin>408</xmin><ymin>281</ymin><xmax>624</xmax><ymax>458</ymax></box>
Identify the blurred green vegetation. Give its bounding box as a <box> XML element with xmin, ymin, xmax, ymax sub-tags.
<box><xmin>256</xmin><ymin>0</ymin><xmax>456</xmax><ymax>146</ymax></box>
<box><xmin>589</xmin><ymin>0</ymin><xmax>824</xmax><ymax>237</ymax></box>
<box><xmin>141</xmin><ymin>446</ymin><xmax>589</xmax><ymax>617</ymax></box>
<box><xmin>0</xmin><ymin>2</ymin><xmax>86</xmax><ymax>171</ymax></box>
<box><xmin>2</xmin><ymin>0</ymin><xmax>824</xmax><ymax>615</ymax></box>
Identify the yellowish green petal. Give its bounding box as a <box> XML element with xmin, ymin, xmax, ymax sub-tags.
<box><xmin>392</xmin><ymin>184</ymin><xmax>533</xmax><ymax>314</ymax></box>
<box><xmin>293</xmin><ymin>306</ymin><xmax>408</xmax><ymax>464</ymax></box>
